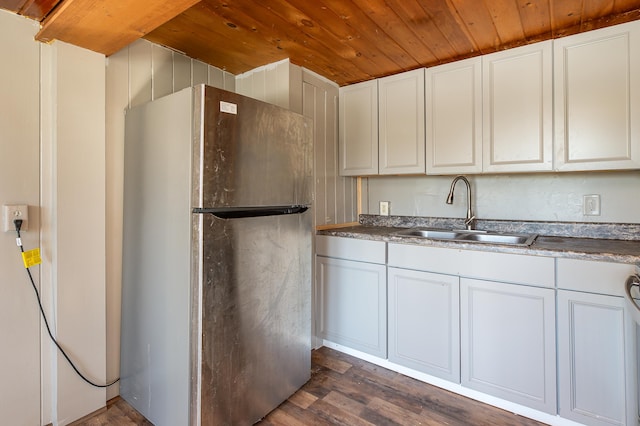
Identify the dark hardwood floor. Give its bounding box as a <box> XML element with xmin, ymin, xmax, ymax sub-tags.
<box><xmin>73</xmin><ymin>347</ymin><xmax>547</xmax><ymax>425</ymax></box>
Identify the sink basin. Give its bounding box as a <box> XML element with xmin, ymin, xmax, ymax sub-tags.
<box><xmin>393</xmin><ymin>228</ymin><xmax>465</xmax><ymax>240</ymax></box>
<box><xmin>393</xmin><ymin>227</ymin><xmax>537</xmax><ymax>246</ymax></box>
<box><xmin>460</xmin><ymin>233</ymin><xmax>537</xmax><ymax>246</ymax></box>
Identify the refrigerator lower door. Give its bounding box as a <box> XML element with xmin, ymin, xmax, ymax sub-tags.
<box><xmin>191</xmin><ymin>209</ymin><xmax>312</xmax><ymax>425</ymax></box>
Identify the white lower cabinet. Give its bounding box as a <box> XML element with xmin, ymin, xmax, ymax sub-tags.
<box><xmin>318</xmin><ymin>236</ymin><xmax>639</xmax><ymax>425</ymax></box>
<box><xmin>315</xmin><ymin>236</ymin><xmax>387</xmax><ymax>358</ymax></box>
<box><xmin>556</xmin><ymin>258</ymin><xmax>637</xmax><ymax>426</ymax></box>
<box><xmin>557</xmin><ymin>290</ymin><xmax>628</xmax><ymax>426</ymax></box>
<box><xmin>387</xmin><ymin>267</ymin><xmax>460</xmax><ymax>382</ymax></box>
<box><xmin>460</xmin><ymin>278</ymin><xmax>557</xmax><ymax>414</ymax></box>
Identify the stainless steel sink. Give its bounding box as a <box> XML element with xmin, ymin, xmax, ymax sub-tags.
<box><xmin>392</xmin><ymin>227</ymin><xmax>537</xmax><ymax>246</ymax></box>
<box><xmin>394</xmin><ymin>228</ymin><xmax>465</xmax><ymax>240</ymax></box>
<box><xmin>460</xmin><ymin>233</ymin><xmax>537</xmax><ymax>246</ymax></box>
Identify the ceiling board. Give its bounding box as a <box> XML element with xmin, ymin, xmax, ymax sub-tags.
<box><xmin>486</xmin><ymin>0</ymin><xmax>527</xmax><ymax>44</ymax></box>
<box><xmin>516</xmin><ymin>0</ymin><xmax>552</xmax><ymax>40</ymax></box>
<box><xmin>1</xmin><ymin>0</ymin><xmax>640</xmax><ymax>85</ymax></box>
<box><xmin>34</xmin><ymin>0</ymin><xmax>201</xmax><ymax>56</ymax></box>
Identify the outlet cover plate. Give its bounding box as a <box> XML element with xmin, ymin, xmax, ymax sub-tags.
<box><xmin>3</xmin><ymin>204</ymin><xmax>28</xmax><ymax>232</ymax></box>
<box><xmin>583</xmin><ymin>195</ymin><xmax>601</xmax><ymax>216</ymax></box>
<box><xmin>379</xmin><ymin>201</ymin><xmax>390</xmax><ymax>216</ymax></box>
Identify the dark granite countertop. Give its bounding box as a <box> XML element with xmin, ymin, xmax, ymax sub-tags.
<box><xmin>317</xmin><ymin>224</ymin><xmax>640</xmax><ymax>265</ymax></box>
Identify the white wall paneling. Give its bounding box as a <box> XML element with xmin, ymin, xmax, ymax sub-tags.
<box><xmin>236</xmin><ymin>59</ymin><xmax>301</xmax><ymax>111</ymax></box>
<box><xmin>104</xmin><ymin>46</ymin><xmax>129</xmax><ymax>405</ymax></box>
<box><xmin>1</xmin><ymin>9</ymin><xmax>108</xmax><ymax>425</ymax></box>
<box><xmin>303</xmin><ymin>70</ymin><xmax>357</xmax><ymax>226</ymax></box>
<box><xmin>43</xmin><ymin>40</ymin><xmax>107</xmax><ymax>424</ymax></box>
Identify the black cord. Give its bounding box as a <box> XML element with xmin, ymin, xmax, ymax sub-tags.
<box><xmin>14</xmin><ymin>219</ymin><xmax>119</xmax><ymax>388</ymax></box>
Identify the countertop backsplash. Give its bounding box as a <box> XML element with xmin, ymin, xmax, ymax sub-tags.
<box><xmin>359</xmin><ymin>214</ymin><xmax>640</xmax><ymax>241</ymax></box>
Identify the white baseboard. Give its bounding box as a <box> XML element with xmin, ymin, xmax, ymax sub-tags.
<box><xmin>322</xmin><ymin>340</ymin><xmax>586</xmax><ymax>426</ymax></box>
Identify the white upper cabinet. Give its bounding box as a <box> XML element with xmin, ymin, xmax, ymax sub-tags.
<box><xmin>554</xmin><ymin>20</ymin><xmax>640</xmax><ymax>171</ymax></box>
<box><xmin>378</xmin><ymin>69</ymin><xmax>426</xmax><ymax>174</ymax></box>
<box><xmin>340</xmin><ymin>20</ymin><xmax>640</xmax><ymax>176</ymax></box>
<box><xmin>339</xmin><ymin>69</ymin><xmax>425</xmax><ymax>176</ymax></box>
<box><xmin>426</xmin><ymin>57</ymin><xmax>483</xmax><ymax>174</ymax></box>
<box><xmin>339</xmin><ymin>80</ymin><xmax>378</xmax><ymax>175</ymax></box>
<box><xmin>483</xmin><ymin>41</ymin><xmax>553</xmax><ymax>172</ymax></box>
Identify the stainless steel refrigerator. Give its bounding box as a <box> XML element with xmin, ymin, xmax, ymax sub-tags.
<box><xmin>120</xmin><ymin>85</ymin><xmax>313</xmax><ymax>425</ymax></box>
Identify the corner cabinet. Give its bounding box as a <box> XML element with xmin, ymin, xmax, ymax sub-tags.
<box><xmin>339</xmin><ymin>69</ymin><xmax>426</xmax><ymax>176</ymax></box>
<box><xmin>315</xmin><ymin>235</ymin><xmax>387</xmax><ymax>358</ymax></box>
<box><xmin>425</xmin><ymin>57</ymin><xmax>483</xmax><ymax>174</ymax></box>
<box><xmin>339</xmin><ymin>80</ymin><xmax>378</xmax><ymax>175</ymax></box>
<box><xmin>554</xmin><ymin>20</ymin><xmax>640</xmax><ymax>171</ymax></box>
<box><xmin>482</xmin><ymin>41</ymin><xmax>553</xmax><ymax>172</ymax></box>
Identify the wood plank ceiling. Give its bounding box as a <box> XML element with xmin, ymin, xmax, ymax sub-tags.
<box><xmin>2</xmin><ymin>0</ymin><xmax>640</xmax><ymax>86</ymax></box>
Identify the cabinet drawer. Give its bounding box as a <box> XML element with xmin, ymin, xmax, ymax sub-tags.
<box><xmin>388</xmin><ymin>243</ymin><xmax>461</xmax><ymax>274</ymax></box>
<box><xmin>388</xmin><ymin>243</ymin><xmax>554</xmax><ymax>287</ymax></box>
<box><xmin>556</xmin><ymin>258</ymin><xmax>636</xmax><ymax>296</ymax></box>
<box><xmin>463</xmin><ymin>250</ymin><xmax>554</xmax><ymax>288</ymax></box>
<box><xmin>316</xmin><ymin>235</ymin><xmax>386</xmax><ymax>264</ymax></box>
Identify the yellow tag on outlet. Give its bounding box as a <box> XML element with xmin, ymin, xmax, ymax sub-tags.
<box><xmin>22</xmin><ymin>248</ymin><xmax>42</xmax><ymax>268</ymax></box>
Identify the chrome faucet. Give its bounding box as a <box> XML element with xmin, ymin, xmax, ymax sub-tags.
<box><xmin>446</xmin><ymin>175</ymin><xmax>475</xmax><ymax>230</ymax></box>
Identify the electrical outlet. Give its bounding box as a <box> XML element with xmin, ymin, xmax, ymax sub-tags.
<box><xmin>583</xmin><ymin>195</ymin><xmax>601</xmax><ymax>216</ymax></box>
<box><xmin>3</xmin><ymin>204</ymin><xmax>28</xmax><ymax>232</ymax></box>
<box><xmin>379</xmin><ymin>201</ymin><xmax>390</xmax><ymax>216</ymax></box>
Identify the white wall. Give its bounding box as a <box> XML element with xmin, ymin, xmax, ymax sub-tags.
<box><xmin>0</xmin><ymin>9</ymin><xmax>107</xmax><ymax>425</ymax></box>
<box><xmin>0</xmin><ymin>11</ymin><xmax>41</xmax><ymax>426</ymax></box>
<box><xmin>365</xmin><ymin>172</ymin><xmax>640</xmax><ymax>223</ymax></box>
<box><xmin>43</xmin><ymin>39</ymin><xmax>107</xmax><ymax>425</ymax></box>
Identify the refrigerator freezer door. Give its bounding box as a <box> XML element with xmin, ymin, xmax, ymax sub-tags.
<box><xmin>192</xmin><ymin>86</ymin><xmax>314</xmax><ymax>210</ymax></box>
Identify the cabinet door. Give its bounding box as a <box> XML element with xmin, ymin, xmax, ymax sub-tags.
<box><xmin>379</xmin><ymin>69</ymin><xmax>426</xmax><ymax>174</ymax></box>
<box><xmin>388</xmin><ymin>268</ymin><xmax>460</xmax><ymax>382</ymax></box>
<box><xmin>557</xmin><ymin>290</ymin><xmax>628</xmax><ymax>426</ymax></box>
<box><xmin>554</xmin><ymin>21</ymin><xmax>640</xmax><ymax>171</ymax></box>
<box><xmin>483</xmin><ymin>41</ymin><xmax>553</xmax><ymax>172</ymax></box>
<box><xmin>316</xmin><ymin>256</ymin><xmax>387</xmax><ymax>358</ymax></box>
<box><xmin>426</xmin><ymin>57</ymin><xmax>482</xmax><ymax>174</ymax></box>
<box><xmin>460</xmin><ymin>278</ymin><xmax>556</xmax><ymax>414</ymax></box>
<box><xmin>339</xmin><ymin>80</ymin><xmax>378</xmax><ymax>175</ymax></box>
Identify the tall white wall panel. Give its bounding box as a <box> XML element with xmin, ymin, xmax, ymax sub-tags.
<box><xmin>0</xmin><ymin>10</ymin><xmax>42</xmax><ymax>426</ymax></box>
<box><xmin>41</xmin><ymin>40</ymin><xmax>107</xmax><ymax>425</ymax></box>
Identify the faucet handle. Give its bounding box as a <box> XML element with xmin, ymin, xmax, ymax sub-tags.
<box><xmin>464</xmin><ymin>215</ymin><xmax>476</xmax><ymax>229</ymax></box>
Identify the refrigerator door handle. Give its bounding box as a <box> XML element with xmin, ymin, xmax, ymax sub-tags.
<box><xmin>193</xmin><ymin>205</ymin><xmax>308</xmax><ymax>219</ymax></box>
